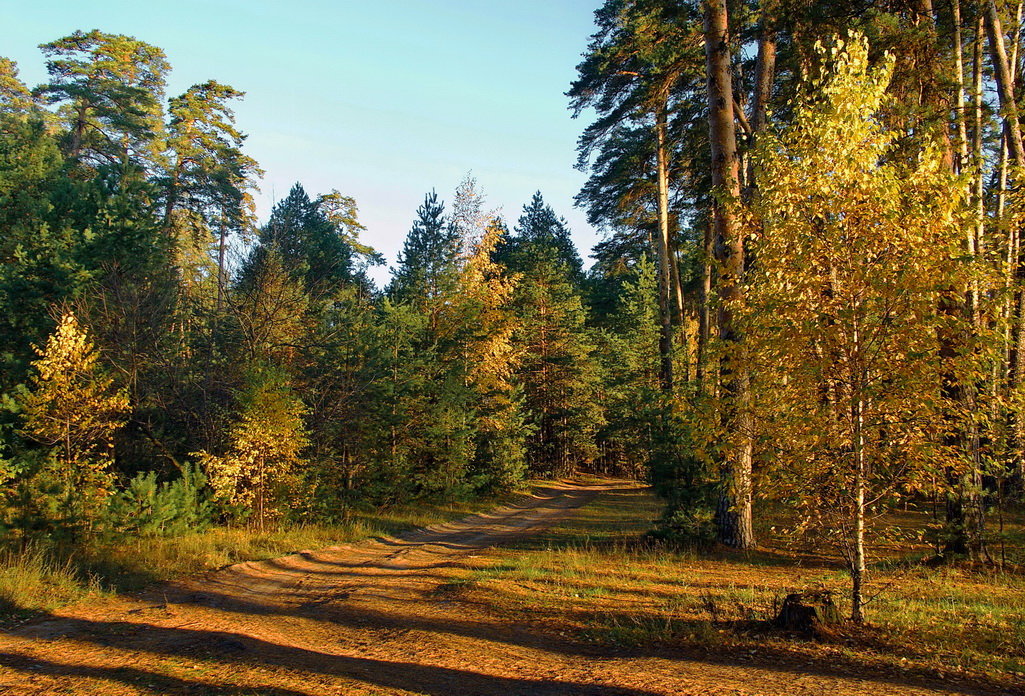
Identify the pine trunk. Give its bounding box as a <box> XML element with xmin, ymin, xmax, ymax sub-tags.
<box><xmin>704</xmin><ymin>0</ymin><xmax>754</xmax><ymax>550</ymax></box>
<box><xmin>988</xmin><ymin>0</ymin><xmax>1025</xmax><ymax>485</ymax></box>
<box><xmin>655</xmin><ymin>101</ymin><xmax>675</xmax><ymax>392</ymax></box>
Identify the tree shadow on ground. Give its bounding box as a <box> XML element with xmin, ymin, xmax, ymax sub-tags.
<box><xmin>0</xmin><ymin>651</ymin><xmax>312</xmax><ymax>696</ymax></box>
<box><xmin>3</xmin><ymin>613</ymin><xmax>658</xmax><ymax>696</ymax></box>
<box><xmin>20</xmin><ymin>579</ymin><xmax>1008</xmax><ymax>696</ymax></box>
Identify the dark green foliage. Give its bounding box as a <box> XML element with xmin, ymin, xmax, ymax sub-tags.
<box><xmin>591</xmin><ymin>257</ymin><xmax>662</xmax><ymax>474</ymax></box>
<box><xmin>246</xmin><ymin>183</ymin><xmax>354</xmax><ymax>299</ymax></box>
<box><xmin>501</xmin><ymin>194</ymin><xmax>601</xmax><ymax>476</ymax></box>
<box><xmin>0</xmin><ymin>76</ymin><xmax>81</xmax><ymax>382</ymax></box>
<box><xmin>1</xmin><ymin>451</ymin><xmax>81</xmax><ymax>544</ymax></box>
<box><xmin>496</xmin><ymin>191</ymin><xmax>584</xmax><ymax>282</ymax></box>
<box><xmin>389</xmin><ymin>190</ymin><xmax>460</xmax><ymax>304</ymax></box>
<box><xmin>469</xmin><ymin>384</ymin><xmax>530</xmax><ymax>492</ymax></box>
<box><xmin>646</xmin><ymin>406</ymin><xmax>716</xmax><ymax>548</ymax></box>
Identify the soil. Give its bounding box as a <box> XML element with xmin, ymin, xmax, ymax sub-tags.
<box><xmin>0</xmin><ymin>479</ymin><xmax>1012</xmax><ymax>695</ymax></box>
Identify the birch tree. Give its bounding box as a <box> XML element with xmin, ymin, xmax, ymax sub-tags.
<box><xmin>745</xmin><ymin>36</ymin><xmax>980</xmax><ymax>620</ymax></box>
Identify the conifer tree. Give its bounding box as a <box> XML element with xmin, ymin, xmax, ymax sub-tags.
<box><xmin>704</xmin><ymin>0</ymin><xmax>754</xmax><ymax>550</ymax></box>
<box><xmin>162</xmin><ymin>80</ymin><xmax>261</xmax><ymax>300</ymax></box>
<box><xmin>389</xmin><ymin>190</ymin><xmax>460</xmax><ymax>306</ymax></box>
<box><xmin>0</xmin><ymin>58</ymin><xmax>74</xmax><ymax>381</ymax></box>
<box><xmin>502</xmin><ymin>196</ymin><xmax>601</xmax><ymax>476</ymax></box>
<box><xmin>317</xmin><ymin>189</ymin><xmax>382</xmax><ymax>276</ymax></box>
<box><xmin>499</xmin><ymin>192</ymin><xmax>584</xmax><ymax>283</ymax></box>
<box><xmin>35</xmin><ymin>30</ymin><xmax>169</xmax><ymax>171</ymax></box>
<box><xmin>387</xmin><ymin>189</ymin><xmax>477</xmax><ymax>496</ymax></box>
<box><xmin>593</xmin><ymin>256</ymin><xmax>663</xmax><ymax>474</ymax></box>
<box><xmin>252</xmin><ymin>183</ymin><xmax>353</xmax><ymax>300</ymax></box>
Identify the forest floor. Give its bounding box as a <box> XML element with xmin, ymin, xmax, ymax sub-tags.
<box><xmin>0</xmin><ymin>478</ymin><xmax>1021</xmax><ymax>696</ymax></box>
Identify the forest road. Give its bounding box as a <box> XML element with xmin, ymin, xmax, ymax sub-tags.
<box><xmin>0</xmin><ymin>479</ymin><xmax>1001</xmax><ymax>695</ymax></box>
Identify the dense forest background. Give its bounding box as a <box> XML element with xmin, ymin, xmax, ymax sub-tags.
<box><xmin>2</xmin><ymin>0</ymin><xmax>1025</xmax><ymax>622</ymax></box>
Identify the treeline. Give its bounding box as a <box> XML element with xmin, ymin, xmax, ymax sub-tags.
<box><xmin>0</xmin><ymin>31</ymin><xmax>646</xmax><ymax>543</ymax></box>
<box><xmin>570</xmin><ymin>0</ymin><xmax>1025</xmax><ymax>620</ymax></box>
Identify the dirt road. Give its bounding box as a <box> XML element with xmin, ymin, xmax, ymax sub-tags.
<box><xmin>0</xmin><ymin>480</ymin><xmax>1003</xmax><ymax>695</ymax></box>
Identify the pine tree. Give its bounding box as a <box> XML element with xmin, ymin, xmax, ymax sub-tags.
<box><xmin>317</xmin><ymin>189</ymin><xmax>382</xmax><ymax>276</ymax></box>
<box><xmin>35</xmin><ymin>30</ymin><xmax>169</xmax><ymax>171</ymax></box>
<box><xmin>703</xmin><ymin>0</ymin><xmax>754</xmax><ymax>550</ymax></box>
<box><xmin>389</xmin><ymin>190</ymin><xmax>460</xmax><ymax>306</ymax></box>
<box><xmin>162</xmin><ymin>80</ymin><xmax>261</xmax><ymax>302</ymax></box>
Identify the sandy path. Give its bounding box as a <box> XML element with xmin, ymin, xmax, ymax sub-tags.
<box><xmin>0</xmin><ymin>480</ymin><xmax>1005</xmax><ymax>695</ymax></box>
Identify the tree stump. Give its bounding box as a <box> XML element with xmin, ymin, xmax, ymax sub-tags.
<box><xmin>774</xmin><ymin>591</ymin><xmax>841</xmax><ymax>633</ymax></box>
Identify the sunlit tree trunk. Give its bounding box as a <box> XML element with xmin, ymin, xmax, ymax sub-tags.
<box><xmin>988</xmin><ymin>0</ymin><xmax>1025</xmax><ymax>486</ymax></box>
<box><xmin>704</xmin><ymin>0</ymin><xmax>754</xmax><ymax>549</ymax></box>
<box><xmin>998</xmin><ymin>4</ymin><xmax>1022</xmax><ymax>387</ymax></box>
<box><xmin>849</xmin><ymin>313</ymin><xmax>866</xmax><ymax>622</ymax></box>
<box><xmin>988</xmin><ymin>0</ymin><xmax>1025</xmax><ymax>167</ymax></box>
<box><xmin>851</xmin><ymin>385</ymin><xmax>867</xmax><ymax>623</ymax></box>
<box><xmin>697</xmin><ymin>217</ymin><xmax>715</xmax><ymax>392</ymax></box>
<box><xmin>655</xmin><ymin>95</ymin><xmax>675</xmax><ymax>392</ymax></box>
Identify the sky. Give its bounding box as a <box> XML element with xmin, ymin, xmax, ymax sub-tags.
<box><xmin>0</xmin><ymin>0</ymin><xmax>603</xmax><ymax>285</ymax></box>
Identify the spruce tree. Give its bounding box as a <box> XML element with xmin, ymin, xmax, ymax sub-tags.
<box><xmin>251</xmin><ymin>183</ymin><xmax>354</xmax><ymax>300</ymax></box>
<box><xmin>498</xmin><ymin>192</ymin><xmax>584</xmax><ymax>283</ymax></box>
<box><xmin>389</xmin><ymin>190</ymin><xmax>460</xmax><ymax>306</ymax></box>
<box><xmin>501</xmin><ymin>196</ymin><xmax>601</xmax><ymax>476</ymax></box>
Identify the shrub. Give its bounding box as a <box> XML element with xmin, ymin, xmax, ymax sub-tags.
<box><xmin>108</xmin><ymin>462</ymin><xmax>213</xmax><ymax>536</ymax></box>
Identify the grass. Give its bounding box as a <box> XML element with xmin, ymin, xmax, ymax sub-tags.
<box><xmin>0</xmin><ymin>490</ymin><xmax>517</xmax><ymax>626</ymax></box>
<box><xmin>456</xmin><ymin>484</ymin><xmax>1025</xmax><ymax>690</ymax></box>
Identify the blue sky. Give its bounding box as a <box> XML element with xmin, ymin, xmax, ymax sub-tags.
<box><xmin>1</xmin><ymin>0</ymin><xmax>601</xmax><ymax>284</ymax></box>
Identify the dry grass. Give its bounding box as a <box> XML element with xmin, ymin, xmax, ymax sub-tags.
<box><xmin>458</xmin><ymin>484</ymin><xmax>1025</xmax><ymax>690</ymax></box>
<box><xmin>0</xmin><ymin>492</ymin><xmax>510</xmax><ymax>625</ymax></box>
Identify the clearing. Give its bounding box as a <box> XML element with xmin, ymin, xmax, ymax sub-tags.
<box><xmin>0</xmin><ymin>479</ymin><xmax>1017</xmax><ymax>695</ymax></box>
